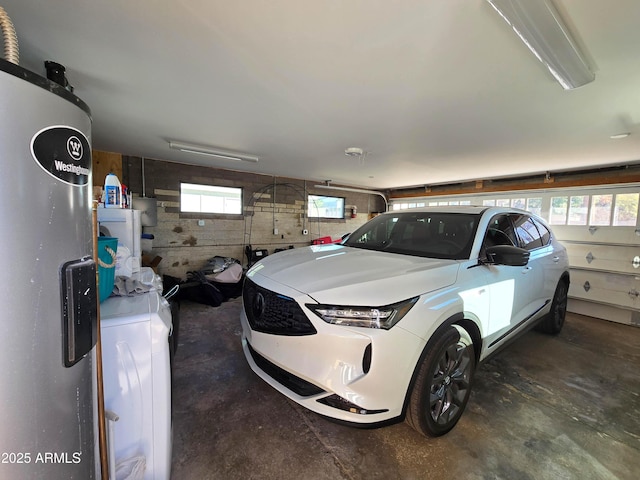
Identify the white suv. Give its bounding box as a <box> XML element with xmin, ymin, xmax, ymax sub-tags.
<box><xmin>240</xmin><ymin>206</ymin><xmax>570</xmax><ymax>436</ymax></box>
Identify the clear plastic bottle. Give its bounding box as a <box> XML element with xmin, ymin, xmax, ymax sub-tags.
<box><xmin>104</xmin><ymin>173</ymin><xmax>122</xmax><ymax>208</ymax></box>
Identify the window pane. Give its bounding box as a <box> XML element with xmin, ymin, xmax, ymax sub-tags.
<box><xmin>201</xmin><ymin>194</ymin><xmax>224</xmax><ymax>212</ymax></box>
<box><xmin>308</xmin><ymin>195</ymin><xmax>345</xmax><ymax>218</ymax></box>
<box><xmin>482</xmin><ymin>199</ymin><xmax>496</xmax><ymax>206</ymax></box>
<box><xmin>526</xmin><ymin>198</ymin><xmax>542</xmax><ymax>216</ymax></box>
<box><xmin>568</xmin><ymin>195</ymin><xmax>589</xmax><ymax>225</ymax></box>
<box><xmin>181</xmin><ymin>193</ymin><xmax>201</xmax><ymax>212</ymax></box>
<box><xmin>484</xmin><ymin>214</ymin><xmax>518</xmax><ymax>248</ymax></box>
<box><xmin>613</xmin><ymin>193</ymin><xmax>639</xmax><ymax>226</ymax></box>
<box><xmin>589</xmin><ymin>194</ymin><xmax>613</xmax><ymax>226</ymax></box>
<box><xmin>496</xmin><ymin>199</ymin><xmax>510</xmax><ymax>207</ymax></box>
<box><xmin>511</xmin><ymin>198</ymin><xmax>525</xmax><ymax>210</ymax></box>
<box><xmin>513</xmin><ymin>215</ymin><xmax>543</xmax><ymax>250</ymax></box>
<box><xmin>550</xmin><ymin>197</ymin><xmax>568</xmax><ymax>225</ymax></box>
<box><xmin>180</xmin><ymin>183</ymin><xmax>242</xmax><ymax>214</ymax></box>
<box><xmin>532</xmin><ymin>218</ymin><xmax>551</xmax><ymax>245</ymax></box>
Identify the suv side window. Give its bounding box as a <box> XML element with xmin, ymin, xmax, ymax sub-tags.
<box><xmin>511</xmin><ymin>214</ymin><xmax>544</xmax><ymax>250</ymax></box>
<box><xmin>483</xmin><ymin>214</ymin><xmax>518</xmax><ymax>249</ymax></box>
<box><xmin>531</xmin><ymin>217</ymin><xmax>551</xmax><ymax>245</ymax></box>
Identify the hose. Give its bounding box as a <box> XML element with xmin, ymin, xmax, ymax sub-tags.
<box><xmin>0</xmin><ymin>6</ymin><xmax>19</xmax><ymax>64</ymax></box>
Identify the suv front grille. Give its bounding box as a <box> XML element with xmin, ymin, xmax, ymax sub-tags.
<box><xmin>243</xmin><ymin>278</ymin><xmax>317</xmax><ymax>336</ymax></box>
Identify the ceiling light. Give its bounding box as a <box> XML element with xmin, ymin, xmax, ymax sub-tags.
<box><xmin>487</xmin><ymin>0</ymin><xmax>594</xmax><ymax>90</ymax></box>
<box><xmin>345</xmin><ymin>147</ymin><xmax>364</xmax><ymax>157</ymax></box>
<box><xmin>610</xmin><ymin>133</ymin><xmax>630</xmax><ymax>139</ymax></box>
<box><xmin>168</xmin><ymin>141</ymin><xmax>259</xmax><ymax>163</ymax></box>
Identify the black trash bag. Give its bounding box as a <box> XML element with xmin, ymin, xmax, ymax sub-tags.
<box><xmin>163</xmin><ymin>275</ymin><xmax>182</xmax><ymax>299</ymax></box>
<box><xmin>210</xmin><ymin>276</ymin><xmax>244</xmax><ymax>300</ymax></box>
<box><xmin>181</xmin><ymin>271</ymin><xmax>224</xmax><ymax>307</ymax></box>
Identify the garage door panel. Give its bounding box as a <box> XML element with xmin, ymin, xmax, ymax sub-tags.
<box><xmin>565</xmin><ymin>243</ymin><xmax>640</xmax><ymax>274</ymax></box>
<box><xmin>553</xmin><ymin>226</ymin><xmax>639</xmax><ymax>245</ymax></box>
<box><xmin>569</xmin><ymin>269</ymin><xmax>640</xmax><ymax>310</ymax></box>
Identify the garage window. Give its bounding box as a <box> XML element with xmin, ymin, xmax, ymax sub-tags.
<box><xmin>511</xmin><ymin>198</ymin><xmax>525</xmax><ymax>209</ymax></box>
<box><xmin>568</xmin><ymin>195</ymin><xmax>589</xmax><ymax>225</ymax></box>
<box><xmin>550</xmin><ymin>197</ymin><xmax>568</xmax><ymax>225</ymax></box>
<box><xmin>589</xmin><ymin>194</ymin><xmax>613</xmax><ymax>226</ymax></box>
<box><xmin>613</xmin><ymin>193</ymin><xmax>639</xmax><ymax>226</ymax></box>
<box><xmin>308</xmin><ymin>195</ymin><xmax>345</xmax><ymax>219</ymax></box>
<box><xmin>180</xmin><ymin>183</ymin><xmax>242</xmax><ymax>214</ymax></box>
<box><xmin>526</xmin><ymin>198</ymin><xmax>542</xmax><ymax>216</ymax></box>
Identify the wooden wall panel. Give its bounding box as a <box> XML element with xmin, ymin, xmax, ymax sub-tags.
<box><xmin>92</xmin><ymin>150</ymin><xmax>122</xmax><ymax>187</ymax></box>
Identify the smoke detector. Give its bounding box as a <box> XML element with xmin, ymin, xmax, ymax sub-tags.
<box><xmin>344</xmin><ymin>147</ymin><xmax>364</xmax><ymax>157</ymax></box>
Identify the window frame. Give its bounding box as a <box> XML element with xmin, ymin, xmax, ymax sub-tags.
<box><xmin>308</xmin><ymin>194</ymin><xmax>346</xmax><ymax>219</ymax></box>
<box><xmin>180</xmin><ymin>182</ymin><xmax>243</xmax><ymax>215</ymax></box>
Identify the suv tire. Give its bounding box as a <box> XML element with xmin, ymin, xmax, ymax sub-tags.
<box><xmin>406</xmin><ymin>325</ymin><xmax>475</xmax><ymax>437</ymax></box>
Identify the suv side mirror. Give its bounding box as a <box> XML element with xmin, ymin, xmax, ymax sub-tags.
<box><xmin>485</xmin><ymin>245</ymin><xmax>530</xmax><ymax>267</ymax></box>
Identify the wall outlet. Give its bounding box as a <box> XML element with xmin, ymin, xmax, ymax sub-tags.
<box><xmin>302</xmin><ymin>229</ymin><xmax>309</xmax><ymax>235</ymax></box>
<box><xmin>273</xmin><ymin>228</ymin><xmax>279</xmax><ymax>235</ymax></box>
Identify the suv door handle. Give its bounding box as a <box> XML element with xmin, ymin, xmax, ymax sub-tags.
<box><xmin>522</xmin><ymin>266</ymin><xmax>532</xmax><ymax>274</ymax></box>
<box><xmin>552</xmin><ymin>256</ymin><xmax>560</xmax><ymax>263</ymax></box>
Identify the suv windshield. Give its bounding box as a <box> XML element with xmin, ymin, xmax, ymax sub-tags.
<box><xmin>344</xmin><ymin>211</ymin><xmax>480</xmax><ymax>260</ymax></box>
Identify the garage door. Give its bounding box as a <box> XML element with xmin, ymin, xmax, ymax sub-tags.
<box><xmin>390</xmin><ymin>185</ymin><xmax>640</xmax><ymax>327</ymax></box>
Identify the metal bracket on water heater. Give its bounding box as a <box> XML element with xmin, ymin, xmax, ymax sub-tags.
<box><xmin>60</xmin><ymin>257</ymin><xmax>98</xmax><ymax>367</ymax></box>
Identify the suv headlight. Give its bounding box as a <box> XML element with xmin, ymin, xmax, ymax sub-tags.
<box><xmin>306</xmin><ymin>297</ymin><xmax>418</xmax><ymax>330</ymax></box>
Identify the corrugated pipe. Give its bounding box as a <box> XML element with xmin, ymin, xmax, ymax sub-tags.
<box><xmin>0</xmin><ymin>6</ymin><xmax>19</xmax><ymax>64</ymax></box>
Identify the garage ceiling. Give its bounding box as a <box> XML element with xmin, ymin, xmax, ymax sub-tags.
<box><xmin>4</xmin><ymin>0</ymin><xmax>640</xmax><ymax>189</ymax></box>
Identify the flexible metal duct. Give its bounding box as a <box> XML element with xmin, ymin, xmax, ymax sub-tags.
<box><xmin>0</xmin><ymin>6</ymin><xmax>19</xmax><ymax>64</ymax></box>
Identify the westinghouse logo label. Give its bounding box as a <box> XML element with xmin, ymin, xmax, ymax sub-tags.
<box><xmin>31</xmin><ymin>126</ymin><xmax>91</xmax><ymax>186</ymax></box>
<box><xmin>67</xmin><ymin>135</ymin><xmax>83</xmax><ymax>160</ymax></box>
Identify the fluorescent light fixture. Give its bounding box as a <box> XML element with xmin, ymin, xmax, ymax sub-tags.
<box><xmin>314</xmin><ymin>183</ymin><xmax>388</xmax><ymax>210</ymax></box>
<box><xmin>169</xmin><ymin>141</ymin><xmax>259</xmax><ymax>163</ymax></box>
<box><xmin>610</xmin><ymin>133</ymin><xmax>630</xmax><ymax>139</ymax></box>
<box><xmin>487</xmin><ymin>0</ymin><xmax>594</xmax><ymax>90</ymax></box>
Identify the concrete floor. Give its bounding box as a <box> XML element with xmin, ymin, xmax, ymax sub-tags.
<box><xmin>170</xmin><ymin>298</ymin><xmax>640</xmax><ymax>480</ymax></box>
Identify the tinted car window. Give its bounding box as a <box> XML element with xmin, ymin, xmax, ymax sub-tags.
<box><xmin>483</xmin><ymin>214</ymin><xmax>518</xmax><ymax>248</ymax></box>
<box><xmin>345</xmin><ymin>212</ymin><xmax>479</xmax><ymax>260</ymax></box>
<box><xmin>531</xmin><ymin>217</ymin><xmax>551</xmax><ymax>245</ymax></box>
<box><xmin>512</xmin><ymin>214</ymin><xmax>543</xmax><ymax>250</ymax></box>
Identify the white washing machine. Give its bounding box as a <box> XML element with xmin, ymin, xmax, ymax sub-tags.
<box><xmin>100</xmin><ymin>290</ymin><xmax>172</xmax><ymax>480</ymax></box>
